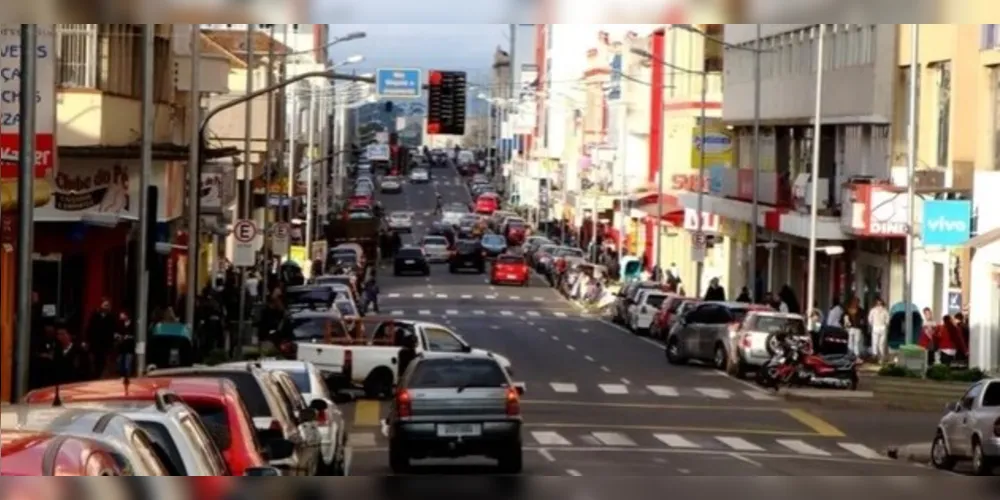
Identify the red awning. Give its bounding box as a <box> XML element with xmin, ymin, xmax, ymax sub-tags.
<box><xmin>634</xmin><ymin>193</ymin><xmax>684</xmax><ymax>226</ymax></box>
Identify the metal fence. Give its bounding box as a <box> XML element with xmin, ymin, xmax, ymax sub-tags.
<box><xmin>55</xmin><ymin>24</ymin><xmax>99</xmax><ymax>89</ymax></box>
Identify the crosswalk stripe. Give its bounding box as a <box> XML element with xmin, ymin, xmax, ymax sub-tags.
<box><xmin>531</xmin><ymin>431</ymin><xmax>571</xmax><ymax>446</ymax></box>
<box><xmin>533</xmin><ymin>297</ymin><xmax>544</xmax><ymax>301</ymax></box>
<box><xmin>500</xmin><ymin>310</ymin><xmax>514</xmax><ymax>316</ymax></box>
<box><xmin>777</xmin><ymin>439</ymin><xmax>831</xmax><ymax>456</ymax></box>
<box><xmin>418</xmin><ymin>310</ymin><xmax>431</xmax><ymax>316</ymax></box>
<box><xmin>412</xmin><ymin>293</ymin><xmax>425</xmax><ymax>298</ymax></box>
<box><xmin>598</xmin><ymin>384</ymin><xmax>628</xmax><ymax>394</ymax></box>
<box><xmin>473</xmin><ymin>310</ymin><xmax>486</xmax><ymax>315</ymax></box>
<box><xmin>715</xmin><ymin>436</ymin><xmax>765</xmax><ymax>451</ymax></box>
<box><xmin>744</xmin><ymin>390</ymin><xmax>777</xmax><ymax>401</ymax></box>
<box><xmin>592</xmin><ymin>432</ymin><xmax>636</xmax><ymax>446</ymax></box>
<box><xmin>445</xmin><ymin>310</ymin><xmax>459</xmax><ymax>315</ymax></box>
<box><xmin>526</xmin><ymin>311</ymin><xmax>541</xmax><ymax>317</ymax></box>
<box><xmin>647</xmin><ymin>385</ymin><xmax>679</xmax><ymax>397</ymax></box>
<box><xmin>436</xmin><ymin>294</ymin><xmax>448</xmax><ymax>298</ymax></box>
<box><xmin>509</xmin><ymin>296</ymin><xmax>521</xmax><ymax>300</ymax></box>
<box><xmin>553</xmin><ymin>312</ymin><xmax>567</xmax><ymax>317</ymax></box>
<box><xmin>461</xmin><ymin>295</ymin><xmax>473</xmax><ymax>299</ymax></box>
<box><xmin>653</xmin><ymin>433</ymin><xmax>700</xmax><ymax>448</ymax></box>
<box><xmin>387</xmin><ymin>293</ymin><xmax>401</xmax><ymax>298</ymax></box>
<box><xmin>549</xmin><ymin>383</ymin><xmax>578</xmax><ymax>393</ymax></box>
<box><xmin>391</xmin><ymin>310</ymin><xmax>405</xmax><ymax>316</ymax></box>
<box><xmin>838</xmin><ymin>443</ymin><xmax>884</xmax><ymax>459</ymax></box>
<box><xmin>695</xmin><ymin>388</ymin><xmax>732</xmax><ymax>399</ymax></box>
<box><xmin>349</xmin><ymin>432</ymin><xmax>377</xmax><ymax>447</ymax></box>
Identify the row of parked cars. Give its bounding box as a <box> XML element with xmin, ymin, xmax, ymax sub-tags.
<box><xmin>1</xmin><ymin>359</ymin><xmax>349</xmax><ymax>478</ymax></box>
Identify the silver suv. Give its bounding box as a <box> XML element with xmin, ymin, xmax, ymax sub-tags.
<box><xmin>385</xmin><ymin>352</ymin><xmax>525</xmax><ymax>473</ymax></box>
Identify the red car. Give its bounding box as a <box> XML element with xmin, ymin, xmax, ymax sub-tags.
<box><xmin>474</xmin><ymin>193</ymin><xmax>499</xmax><ymax>215</ymax></box>
<box><xmin>348</xmin><ymin>195</ymin><xmax>372</xmax><ymax>210</ymax></box>
<box><xmin>650</xmin><ymin>295</ymin><xmax>690</xmax><ymax>340</ymax></box>
<box><xmin>503</xmin><ymin>218</ymin><xmax>527</xmax><ymax>246</ymax></box>
<box><xmin>1</xmin><ymin>430</ymin><xmax>127</xmax><ymax>476</ymax></box>
<box><xmin>490</xmin><ymin>254</ymin><xmax>530</xmax><ymax>286</ymax></box>
<box><xmin>25</xmin><ymin>377</ymin><xmax>271</xmax><ymax>477</ymax></box>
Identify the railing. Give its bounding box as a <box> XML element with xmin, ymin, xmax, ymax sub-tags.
<box><xmin>55</xmin><ymin>24</ymin><xmax>99</xmax><ymax>88</ymax></box>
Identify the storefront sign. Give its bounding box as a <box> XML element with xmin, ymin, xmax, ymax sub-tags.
<box><xmin>0</xmin><ymin>24</ymin><xmax>56</xmax><ymax>179</ymax></box>
<box><xmin>682</xmin><ymin>209</ymin><xmax>719</xmax><ymax>233</ymax></box>
<box><xmin>691</xmin><ymin>120</ymin><xmax>733</xmax><ymax>172</ymax></box>
<box><xmin>867</xmin><ymin>190</ymin><xmax>909</xmax><ymax>236</ymax></box>
<box><xmin>922</xmin><ymin>200</ymin><xmax>972</xmax><ymax>246</ymax></box>
<box><xmin>671</xmin><ymin>173</ymin><xmax>707</xmax><ymax>193</ymax></box>
<box><xmin>51</xmin><ymin>164</ymin><xmax>130</xmax><ymax>213</ymax></box>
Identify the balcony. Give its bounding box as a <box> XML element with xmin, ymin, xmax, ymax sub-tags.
<box><xmin>57</xmin><ymin>91</ymin><xmax>174</xmax><ymax>147</ymax></box>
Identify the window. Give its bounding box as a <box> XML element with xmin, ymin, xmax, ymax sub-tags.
<box><xmin>407</xmin><ymin>358</ymin><xmax>509</xmax><ymax>389</ymax></box>
<box><xmin>935</xmin><ymin>61</ymin><xmax>952</xmax><ymax>167</ymax></box>
<box><xmin>644</xmin><ymin>294</ymin><xmax>668</xmax><ymax>309</ymax></box>
<box><xmin>135</xmin><ymin>422</ymin><xmax>186</xmax><ymax>475</ymax></box>
<box><xmin>286</xmin><ymin>317</ymin><xmax>349</xmax><ymax>341</ymax></box>
<box><xmin>960</xmin><ymin>383</ymin><xmax>983</xmax><ymax>410</ymax></box>
<box><xmin>281</xmin><ymin>369</ymin><xmax>312</xmax><ymax>394</ymax></box>
<box><xmin>180</xmin><ymin>416</ymin><xmax>228</xmax><ymax>475</ymax></box>
<box><xmin>423</xmin><ymin>327</ymin><xmax>467</xmax><ymax>353</ymax></box>
<box><xmin>983</xmin><ymin>382</ymin><xmax>1000</xmax><ymax>407</ymax></box>
<box><xmin>56</xmin><ymin>24</ymin><xmax>98</xmax><ymax>88</ymax></box>
<box><xmin>129</xmin><ymin>431</ymin><xmax>170</xmax><ymax>476</ymax></box>
<box><xmin>745</xmin><ymin>315</ymin><xmax>807</xmax><ymax>336</ymax></box>
<box><xmin>983</xmin><ymin>24</ymin><xmax>999</xmax><ymax>50</ymax></box>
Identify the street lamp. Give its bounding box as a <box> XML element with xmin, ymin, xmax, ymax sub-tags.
<box><xmin>342</xmin><ymin>54</ymin><xmax>365</xmax><ymax>65</ymax></box>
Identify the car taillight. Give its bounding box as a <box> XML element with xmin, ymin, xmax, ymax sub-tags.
<box><xmin>505</xmin><ymin>388</ymin><xmax>521</xmax><ymax>416</ymax></box>
<box><xmin>316</xmin><ymin>409</ymin><xmax>329</xmax><ymax>425</ymax></box>
<box><xmin>396</xmin><ymin>389</ymin><xmax>413</xmax><ymax>418</ymax></box>
<box><xmin>269</xmin><ymin>419</ymin><xmax>282</xmax><ymax>432</ymax></box>
<box><xmin>728</xmin><ymin>322</ymin><xmax>740</xmax><ymax>334</ymax></box>
<box><xmin>343</xmin><ymin>349</ymin><xmax>353</xmax><ymax>377</ymax></box>
<box><xmin>740</xmin><ymin>333</ymin><xmax>752</xmax><ymax>349</ymax></box>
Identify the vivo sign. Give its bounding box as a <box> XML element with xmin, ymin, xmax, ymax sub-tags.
<box><xmin>922</xmin><ymin>200</ymin><xmax>972</xmax><ymax>246</ymax></box>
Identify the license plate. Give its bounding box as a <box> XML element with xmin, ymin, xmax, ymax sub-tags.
<box><xmin>405</xmin><ymin>260</ymin><xmax>415</xmax><ymax>264</ymax></box>
<box><xmin>465</xmin><ymin>261</ymin><xmax>474</xmax><ymax>265</ymax></box>
<box><xmin>506</xmin><ymin>274</ymin><xmax>518</xmax><ymax>279</ymax></box>
<box><xmin>436</xmin><ymin>423</ymin><xmax>482</xmax><ymax>437</ymax></box>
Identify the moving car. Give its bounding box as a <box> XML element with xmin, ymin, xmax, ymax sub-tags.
<box><xmin>409</xmin><ymin>168</ymin><xmax>430</xmax><ymax>183</ymax></box>
<box><xmin>421</xmin><ymin>235</ymin><xmax>452</xmax><ymax>263</ymax></box>
<box><xmin>449</xmin><ymin>239</ymin><xmax>486</xmax><ymax>274</ymax></box>
<box><xmin>931</xmin><ymin>378</ymin><xmax>1000</xmax><ymax>475</ymax></box>
<box><xmin>386</xmin><ymin>352</ymin><xmax>525</xmax><ymax>473</ymax></box>
<box><xmin>474</xmin><ymin>192</ymin><xmax>500</xmax><ymax>215</ymax></box>
<box><xmin>490</xmin><ymin>254</ymin><xmax>530</xmax><ymax>287</ymax></box>
<box><xmin>380</xmin><ymin>176</ymin><xmax>403</xmax><ymax>194</ymax></box>
<box><xmin>480</xmin><ymin>233</ymin><xmax>507</xmax><ymax>258</ymax></box>
<box><xmin>394</xmin><ymin>246</ymin><xmax>431</xmax><ymax>276</ymax></box>
<box><xmin>502</xmin><ymin>217</ymin><xmax>528</xmax><ymax>246</ymax></box>
<box><xmin>387</xmin><ymin>211</ymin><xmax>414</xmax><ymax>233</ymax></box>
<box><xmin>297</xmin><ymin>320</ymin><xmax>514</xmax><ymax>399</ymax></box>
<box><xmin>0</xmin><ymin>430</ymin><xmax>130</xmax><ymax>476</ymax></box>
<box><xmin>441</xmin><ymin>203</ymin><xmax>470</xmax><ymax>226</ymax></box>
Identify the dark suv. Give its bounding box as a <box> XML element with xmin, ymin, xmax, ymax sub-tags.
<box><xmin>394</xmin><ymin>247</ymin><xmax>430</xmax><ymax>276</ymax></box>
<box><xmin>449</xmin><ymin>239</ymin><xmax>485</xmax><ymax>274</ymax></box>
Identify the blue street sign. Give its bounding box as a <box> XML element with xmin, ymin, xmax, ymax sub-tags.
<box><xmin>376</xmin><ymin>68</ymin><xmax>422</xmax><ymax>99</ymax></box>
<box><xmin>922</xmin><ymin>200</ymin><xmax>972</xmax><ymax>246</ymax></box>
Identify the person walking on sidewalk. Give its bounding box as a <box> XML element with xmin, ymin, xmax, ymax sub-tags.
<box><xmin>867</xmin><ymin>298</ymin><xmax>890</xmax><ymax>362</ymax></box>
<box><xmin>85</xmin><ymin>298</ymin><xmax>117</xmax><ymax>379</ymax></box>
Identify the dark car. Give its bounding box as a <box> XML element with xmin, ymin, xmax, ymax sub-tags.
<box><xmin>428</xmin><ymin>222</ymin><xmax>457</xmax><ymax>247</ymax></box>
<box><xmin>480</xmin><ymin>233</ymin><xmax>507</xmax><ymax>258</ymax></box>
<box><xmin>449</xmin><ymin>239</ymin><xmax>486</xmax><ymax>274</ymax></box>
<box><xmin>394</xmin><ymin>247</ymin><xmax>431</xmax><ymax>276</ymax></box>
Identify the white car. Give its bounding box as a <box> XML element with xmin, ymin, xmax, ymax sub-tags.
<box><xmin>380</xmin><ymin>176</ymin><xmax>403</xmax><ymax>193</ymax></box>
<box><xmin>387</xmin><ymin>211</ymin><xmax>413</xmax><ymax>232</ymax></box>
<box><xmin>410</xmin><ymin>168</ymin><xmax>430</xmax><ymax>183</ymax></box>
<box><xmin>421</xmin><ymin>235</ymin><xmax>451</xmax><ymax>262</ymax></box>
<box><xmin>627</xmin><ymin>289</ymin><xmax>669</xmax><ymax>336</ymax></box>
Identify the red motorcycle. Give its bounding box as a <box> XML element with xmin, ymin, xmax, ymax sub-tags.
<box><xmin>756</xmin><ymin>330</ymin><xmax>859</xmax><ymax>391</ymax></box>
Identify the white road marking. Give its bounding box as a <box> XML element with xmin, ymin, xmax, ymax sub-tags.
<box><xmin>549</xmin><ymin>383</ymin><xmax>578</xmax><ymax>393</ymax></box>
<box><xmin>391</xmin><ymin>310</ymin><xmax>405</xmax><ymax>316</ymax></box>
<box><xmin>600</xmin><ymin>366</ymin><xmax>611</xmax><ymax>372</ymax></box>
<box><xmin>647</xmin><ymin>385</ymin><xmax>679</xmax><ymax>397</ymax></box>
<box><xmin>776</xmin><ymin>439</ymin><xmax>831</xmax><ymax>456</ymax></box>
<box><xmin>486</xmin><ymin>295</ymin><xmax>498</xmax><ymax>299</ymax></box>
<box><xmin>473</xmin><ymin>310</ymin><xmax>486</xmax><ymax>315</ymax></box>
<box><xmin>387</xmin><ymin>293</ymin><xmax>401</xmax><ymax>298</ymax></box>
<box><xmin>539</xmin><ymin>328</ymin><xmax>547</xmax><ymax>332</ymax></box>
<box><xmin>744</xmin><ymin>390</ymin><xmax>777</xmax><ymax>401</ymax></box>
<box><xmin>509</xmin><ymin>296</ymin><xmax>521</xmax><ymax>300</ymax></box>
<box><xmin>598</xmin><ymin>384</ymin><xmax>628</xmax><ymax>394</ymax></box>
<box><xmin>838</xmin><ymin>443</ymin><xmax>884</xmax><ymax>459</ymax></box>
<box><xmin>716</xmin><ymin>436</ymin><xmax>765</xmax><ymax>452</ymax></box>
<box><xmin>533</xmin><ymin>297</ymin><xmax>545</xmax><ymax>301</ymax></box>
<box><xmin>551</xmin><ymin>336</ymin><xmax>559</xmax><ymax>341</ymax></box>
<box><xmin>490</xmin><ymin>325</ymin><xmax>500</xmax><ymax>330</ymax></box>
<box><xmin>695</xmin><ymin>388</ymin><xmax>733</xmax><ymax>399</ymax></box>
<box><xmin>532</xmin><ymin>431</ymin><xmax>571</xmax><ymax>446</ymax></box>
<box><xmin>592</xmin><ymin>432</ymin><xmax>636</xmax><ymax>446</ymax></box>
<box><xmin>566</xmin><ymin>345</ymin><xmax>576</xmax><ymax>351</ymax></box>
<box><xmin>527</xmin><ymin>311</ymin><xmax>541</xmax><ymax>317</ymax></box>
<box><xmin>500</xmin><ymin>310</ymin><xmax>514</xmax><ymax>316</ymax></box>
<box><xmin>412</xmin><ymin>293</ymin><xmax>425</xmax><ymax>298</ymax></box>
<box><xmin>653</xmin><ymin>434</ymin><xmax>700</xmax><ymax>448</ymax></box>
<box><xmin>418</xmin><ymin>310</ymin><xmax>432</xmax><ymax>316</ymax></box>
<box><xmin>584</xmin><ymin>355</ymin><xmax>595</xmax><ymax>362</ymax></box>
<box><xmin>553</xmin><ymin>312</ymin><xmax>568</xmax><ymax>317</ymax></box>
<box><xmin>565</xmin><ymin>469</ymin><xmax>582</xmax><ymax>476</ymax></box>
<box><xmin>526</xmin><ymin>322</ymin><xmax>535</xmax><ymax>326</ymax></box>
<box><xmin>461</xmin><ymin>295</ymin><xmax>473</xmax><ymax>299</ymax></box>
<box><xmin>445</xmin><ymin>310</ymin><xmax>459</xmax><ymax>315</ymax></box>
<box><xmin>349</xmin><ymin>432</ymin><xmax>377</xmax><ymax>447</ymax></box>
<box><xmin>436</xmin><ymin>294</ymin><xmax>448</xmax><ymax>298</ymax></box>
<box><xmin>728</xmin><ymin>453</ymin><xmax>764</xmax><ymax>467</ymax></box>
<box><xmin>620</xmin><ymin>378</ymin><xmax>631</xmax><ymax>385</ymax></box>
<box><xmin>537</xmin><ymin>449</ymin><xmax>557</xmax><ymax>462</ymax></box>
<box><xmin>580</xmin><ymin>328</ymin><xmax>589</xmax><ymax>333</ymax></box>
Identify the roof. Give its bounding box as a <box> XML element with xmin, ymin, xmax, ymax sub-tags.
<box><xmin>23</xmin><ymin>377</ymin><xmax>225</xmax><ymax>404</ymax></box>
<box><xmin>419</xmin><ymin>351</ymin><xmax>495</xmax><ymax>361</ymax></box>
<box><xmin>201</xmin><ymin>29</ymin><xmax>292</xmax><ymax>63</ymax></box>
<box><xmin>964</xmin><ymin>227</ymin><xmax>1000</xmax><ymax>250</ymax></box>
<box><xmin>0</xmin><ymin>405</ymin><xmax>124</xmax><ymax>435</ymax></box>
<box><xmin>252</xmin><ymin>360</ymin><xmax>311</xmax><ymax>372</ymax></box>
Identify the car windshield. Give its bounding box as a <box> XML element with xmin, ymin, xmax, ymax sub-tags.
<box><xmin>334</xmin><ymin>301</ymin><xmax>357</xmax><ymax>317</ymax></box>
<box><xmin>397</xmin><ymin>248</ymin><xmax>423</xmax><ymax>258</ymax></box>
<box><xmin>412</xmin><ymin>169</ymin><xmax>428</xmax><ymax>175</ymax></box>
<box><xmin>460</xmin><ymin>215</ymin><xmax>480</xmax><ymax>224</ymax></box>
<box><xmin>423</xmin><ymin>237</ymin><xmax>448</xmax><ymax>246</ymax></box>
<box><xmin>538</xmin><ymin>245</ymin><xmax>556</xmax><ymax>254</ymax></box>
<box><xmin>384</xmin><ymin>177</ymin><xmax>401</xmax><ymax>183</ymax></box>
<box><xmin>390</xmin><ymin>212</ymin><xmax>411</xmax><ymax>220</ymax></box>
<box><xmin>285</xmin><ymin>288</ymin><xmax>334</xmax><ymax>307</ymax></box>
<box><xmin>746</xmin><ymin>315</ymin><xmax>807</xmax><ymax>336</ymax></box>
<box><xmin>645</xmin><ymin>294</ymin><xmax>668</xmax><ymax>308</ymax></box>
<box><xmin>287</xmin><ymin>316</ymin><xmax>348</xmax><ymax>340</ymax></box>
<box><xmin>497</xmin><ymin>255</ymin><xmax>524</xmax><ymax>265</ymax></box>
<box><xmin>482</xmin><ymin>235</ymin><xmax>504</xmax><ymax>245</ymax></box>
<box><xmin>554</xmin><ymin>247</ymin><xmax>584</xmax><ymax>258</ymax></box>
<box><xmin>348</xmin><ymin>212</ymin><xmax>374</xmax><ymax>220</ymax></box>
<box><xmin>407</xmin><ymin>358</ymin><xmax>508</xmax><ymax>389</ymax></box>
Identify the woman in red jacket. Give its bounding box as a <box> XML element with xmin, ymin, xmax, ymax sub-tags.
<box><xmin>936</xmin><ymin>315</ymin><xmax>969</xmax><ymax>365</ymax></box>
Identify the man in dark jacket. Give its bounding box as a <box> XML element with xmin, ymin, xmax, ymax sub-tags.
<box><xmin>396</xmin><ymin>333</ymin><xmax>418</xmax><ymax>381</ymax></box>
<box><xmin>85</xmin><ymin>298</ymin><xmax>117</xmax><ymax>378</ymax></box>
<box><xmin>54</xmin><ymin>322</ymin><xmax>93</xmax><ymax>384</ymax></box>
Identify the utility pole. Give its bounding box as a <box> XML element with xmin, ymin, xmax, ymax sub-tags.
<box><xmin>13</xmin><ymin>24</ymin><xmax>37</xmax><ymax>400</ymax></box>
<box><xmin>184</xmin><ymin>24</ymin><xmax>200</xmax><ymax>330</ymax></box>
<box><xmin>806</xmin><ymin>24</ymin><xmax>826</xmax><ymax>326</ymax></box>
<box><xmin>749</xmin><ymin>24</ymin><xmax>762</xmax><ymax>300</ymax></box>
<box><xmin>135</xmin><ymin>25</ymin><xmax>154</xmax><ymax>372</ymax></box>
<box><xmin>237</xmin><ymin>25</ymin><xmax>254</xmax><ymax>353</ymax></box>
<box><xmin>616</xmin><ymin>100</ymin><xmax>627</xmax><ymax>264</ymax></box>
<box><xmin>509</xmin><ymin>23</ymin><xmax>518</xmax><ymax>181</ymax></box>
<box><xmin>287</xmin><ymin>89</ymin><xmax>298</xmax><ymax>230</ymax></box>
<box><xmin>305</xmin><ymin>88</ymin><xmax>317</xmax><ymax>264</ymax></box>
<box><xmin>694</xmin><ymin>68</ymin><xmax>708</xmax><ymax>298</ymax></box>
<box><xmin>262</xmin><ymin>24</ymin><xmax>275</xmax><ymax>297</ymax></box>
<box><xmin>904</xmin><ymin>25</ymin><xmax>920</xmax><ymax>345</ymax></box>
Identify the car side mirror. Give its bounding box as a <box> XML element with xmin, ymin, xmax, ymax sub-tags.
<box><xmin>946</xmin><ymin>402</ymin><xmax>963</xmax><ymax>413</ymax></box>
<box><xmin>309</xmin><ymin>399</ymin><xmax>329</xmax><ymax>411</ymax></box>
<box><xmin>244</xmin><ymin>466</ymin><xmax>282</xmax><ymax>476</ymax></box>
<box><xmin>262</xmin><ymin>439</ymin><xmax>295</xmax><ymax>461</ymax></box>
<box><xmin>298</xmin><ymin>408</ymin><xmax>317</xmax><ymax>423</ymax></box>
<box><xmin>513</xmin><ymin>382</ymin><xmax>525</xmax><ymax>395</ymax></box>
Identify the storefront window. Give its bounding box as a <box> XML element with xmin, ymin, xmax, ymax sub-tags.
<box><xmin>935</xmin><ymin>61</ymin><xmax>951</xmax><ymax>168</ymax></box>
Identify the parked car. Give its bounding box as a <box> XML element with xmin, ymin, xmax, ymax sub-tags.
<box><xmin>385</xmin><ymin>352</ymin><xmax>525</xmax><ymax>473</ymax></box>
<box><xmin>612</xmin><ymin>281</ymin><xmax>665</xmax><ymax>324</ymax></box>
<box><xmin>490</xmin><ymin>254</ymin><xmax>530</xmax><ymax>287</ymax></box>
<box><xmin>729</xmin><ymin>311</ymin><xmax>808</xmax><ymax>378</ymax></box>
<box><xmin>650</xmin><ymin>295</ymin><xmax>691</xmax><ymax>340</ymax></box>
<box><xmin>480</xmin><ymin>233</ymin><xmax>508</xmax><ymax>258</ymax></box>
<box><xmin>0</xmin><ymin>430</ymin><xmax>130</xmax><ymax>476</ymax></box>
<box><xmin>449</xmin><ymin>239</ymin><xmax>486</xmax><ymax>274</ymax></box>
<box><xmin>256</xmin><ymin>360</ymin><xmax>348</xmax><ymax>475</ymax></box>
<box><xmin>931</xmin><ymin>378</ymin><xmax>1000</xmax><ymax>475</ymax></box>
<box><xmin>664</xmin><ymin>302</ymin><xmax>771</xmax><ymax>371</ymax></box>
<box><xmin>394</xmin><ymin>246</ymin><xmax>431</xmax><ymax>276</ymax></box>
<box><xmin>626</xmin><ymin>289</ymin><xmax>670</xmax><ymax>336</ymax></box>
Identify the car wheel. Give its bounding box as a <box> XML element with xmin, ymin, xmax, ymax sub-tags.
<box><xmin>496</xmin><ymin>442</ymin><xmax>523</xmax><ymax>474</ymax></box>
<box><xmin>388</xmin><ymin>439</ymin><xmax>410</xmax><ymax>473</ymax></box>
<box><xmin>930</xmin><ymin>432</ymin><xmax>956</xmax><ymax>471</ymax></box>
<box><xmin>713</xmin><ymin>343</ymin><xmax>729</xmax><ymax>371</ymax></box>
<box><xmin>665</xmin><ymin>337</ymin><xmax>686</xmax><ymax>365</ymax></box>
<box><xmin>971</xmin><ymin>439</ymin><xmax>995</xmax><ymax>476</ymax></box>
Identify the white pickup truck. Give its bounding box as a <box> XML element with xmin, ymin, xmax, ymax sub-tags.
<box><xmin>296</xmin><ymin>319</ymin><xmax>513</xmax><ymax>398</ymax></box>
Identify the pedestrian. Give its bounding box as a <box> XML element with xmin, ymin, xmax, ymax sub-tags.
<box><xmin>244</xmin><ymin>270</ymin><xmax>261</xmax><ymax>304</ymax></box>
<box><xmin>843</xmin><ymin>297</ymin><xmax>866</xmax><ymax>358</ymax></box>
<box><xmin>396</xmin><ymin>333</ymin><xmax>418</xmax><ymax>381</ymax></box>
<box><xmin>115</xmin><ymin>311</ymin><xmax>136</xmax><ymax>377</ymax></box>
<box><xmin>362</xmin><ymin>277</ymin><xmax>380</xmax><ymax>314</ymax></box>
<box><xmin>53</xmin><ymin>320</ymin><xmax>93</xmax><ymax>384</ymax></box>
<box><xmin>704</xmin><ymin>278</ymin><xmax>726</xmax><ymax>301</ymax></box>
<box><xmin>936</xmin><ymin>315</ymin><xmax>969</xmax><ymax>365</ymax></box>
<box><xmin>867</xmin><ymin>298</ymin><xmax>890</xmax><ymax>362</ymax></box>
<box><xmin>953</xmin><ymin>313</ymin><xmax>971</xmax><ymax>363</ymax></box>
<box><xmin>826</xmin><ymin>299</ymin><xmax>844</xmax><ymax>328</ymax></box>
<box><xmin>29</xmin><ymin>322</ymin><xmax>57</xmax><ymax>390</ymax></box>
<box><xmin>778</xmin><ymin>285</ymin><xmax>801</xmax><ymax>314</ymax></box>
<box><xmin>84</xmin><ymin>298</ymin><xmax>117</xmax><ymax>379</ymax></box>
<box><xmin>735</xmin><ymin>287</ymin><xmax>752</xmax><ymax>303</ymax></box>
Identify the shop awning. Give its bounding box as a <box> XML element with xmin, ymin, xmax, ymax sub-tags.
<box><xmin>613</xmin><ymin>190</ymin><xmax>684</xmax><ymax>226</ymax></box>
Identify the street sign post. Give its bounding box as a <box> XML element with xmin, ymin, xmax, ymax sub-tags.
<box><xmin>271</xmin><ymin>222</ymin><xmax>290</xmax><ymax>257</ymax></box>
<box><xmin>692</xmin><ymin>233</ymin><xmax>706</xmax><ymax>263</ymax></box>
<box><xmin>232</xmin><ymin>219</ymin><xmax>258</xmax><ymax>267</ymax></box>
<box><xmin>376</xmin><ymin>68</ymin><xmax>422</xmax><ymax>99</ymax></box>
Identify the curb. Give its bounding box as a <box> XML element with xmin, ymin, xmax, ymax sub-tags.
<box><xmin>885</xmin><ymin>442</ymin><xmax>932</xmax><ymax>464</ymax></box>
<box><xmin>779</xmin><ymin>391</ymin><xmax>883</xmax><ymax>410</ymax></box>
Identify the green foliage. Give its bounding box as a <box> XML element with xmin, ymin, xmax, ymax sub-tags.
<box><xmin>878</xmin><ymin>363</ymin><xmax>921</xmax><ymax>378</ymax></box>
<box><xmin>878</xmin><ymin>363</ymin><xmax>988</xmax><ymax>382</ymax></box>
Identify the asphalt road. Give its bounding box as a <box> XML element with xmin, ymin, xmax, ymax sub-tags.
<box><xmin>342</xmin><ymin>164</ymin><xmax>949</xmax><ymax>477</ymax></box>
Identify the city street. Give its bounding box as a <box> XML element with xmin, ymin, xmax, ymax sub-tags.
<box><xmin>342</xmin><ymin>165</ymin><xmax>952</xmax><ymax>476</ymax></box>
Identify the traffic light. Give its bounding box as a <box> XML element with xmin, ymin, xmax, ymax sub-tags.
<box><xmin>426</xmin><ymin>70</ymin><xmax>467</xmax><ymax>135</ymax></box>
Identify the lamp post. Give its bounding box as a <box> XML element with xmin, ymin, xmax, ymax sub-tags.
<box><xmin>904</xmin><ymin>25</ymin><xmax>920</xmax><ymax>345</ymax></box>
<box><xmin>805</xmin><ymin>24</ymin><xmax>826</xmax><ymax>325</ymax></box>
<box><xmin>184</xmin><ymin>24</ymin><xmax>201</xmax><ymax>332</ymax></box>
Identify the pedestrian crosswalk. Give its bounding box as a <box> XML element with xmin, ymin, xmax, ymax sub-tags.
<box><xmin>383</xmin><ymin>308</ymin><xmax>589</xmax><ymax>320</ymax></box>
<box><xmin>385</xmin><ymin>293</ymin><xmax>549</xmax><ymax>301</ymax></box>
<box><xmin>538</xmin><ymin>383</ymin><xmax>777</xmax><ymax>401</ymax></box>
<box><xmin>346</xmin><ymin>429</ymin><xmax>885</xmax><ymax>460</ymax></box>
